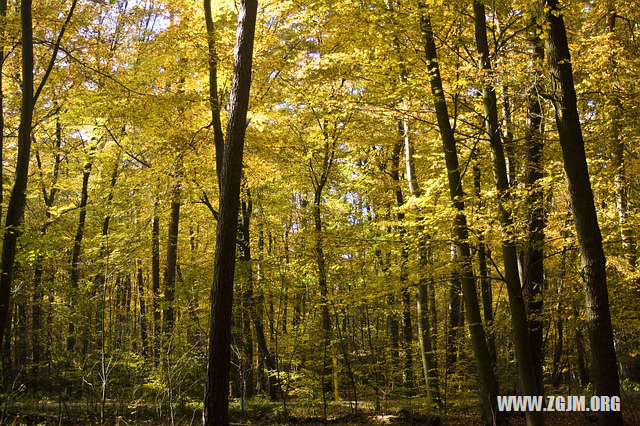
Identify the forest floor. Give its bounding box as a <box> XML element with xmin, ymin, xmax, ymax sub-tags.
<box><xmin>2</xmin><ymin>395</ymin><xmax>640</xmax><ymax>424</ymax></box>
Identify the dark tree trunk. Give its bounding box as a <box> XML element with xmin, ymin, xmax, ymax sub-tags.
<box><xmin>419</xmin><ymin>8</ymin><xmax>500</xmax><ymax>423</ymax></box>
<box><xmin>67</xmin><ymin>153</ymin><xmax>93</xmax><ymax>352</ymax></box>
<box><xmin>403</xmin><ymin>115</ymin><xmax>440</xmax><ymax>405</ymax></box>
<box><xmin>204</xmin><ymin>0</ymin><xmax>225</xmax><ymax>181</ymax></box>
<box><xmin>472</xmin><ymin>5</ymin><xmax>543</xmax><ymax>423</ymax></box>
<box><xmin>473</xmin><ymin>158</ymin><xmax>496</xmax><ymax>366</ymax></box>
<box><xmin>391</xmin><ymin>129</ymin><xmax>413</xmax><ymax>388</ymax></box>
<box><xmin>162</xmin><ymin>181</ymin><xmax>181</xmax><ymax>338</ymax></box>
<box><xmin>204</xmin><ymin>1</ymin><xmax>257</xmax><ymax>423</ymax></box>
<box><xmin>239</xmin><ymin>196</ymin><xmax>255</xmax><ymax>398</ymax></box>
<box><xmin>446</xmin><ymin>244</ymin><xmax>462</xmax><ymax>375</ymax></box>
<box><xmin>0</xmin><ymin>0</ymin><xmax>6</xmax><ymax>224</ymax></box>
<box><xmin>0</xmin><ymin>0</ymin><xmax>34</xmax><ymax>353</ymax></box>
<box><xmin>137</xmin><ymin>264</ymin><xmax>148</xmax><ymax>356</ymax></box>
<box><xmin>522</xmin><ymin>16</ymin><xmax>546</xmax><ymax>397</ymax></box>
<box><xmin>151</xmin><ymin>202</ymin><xmax>161</xmax><ymax>356</ymax></box>
<box><xmin>544</xmin><ymin>2</ymin><xmax>622</xmax><ymax>423</ymax></box>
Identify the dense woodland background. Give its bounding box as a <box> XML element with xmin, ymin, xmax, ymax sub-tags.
<box><xmin>0</xmin><ymin>0</ymin><xmax>638</xmax><ymax>424</ymax></box>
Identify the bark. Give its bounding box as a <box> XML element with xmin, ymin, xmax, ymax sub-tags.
<box><xmin>403</xmin><ymin>110</ymin><xmax>440</xmax><ymax>405</ymax></box>
<box><xmin>203</xmin><ymin>1</ymin><xmax>257</xmax><ymax>423</ymax></box>
<box><xmin>473</xmin><ymin>5</ymin><xmax>543</xmax><ymax>423</ymax></box>
<box><xmin>204</xmin><ymin>0</ymin><xmax>225</xmax><ymax>181</ymax></box>
<box><xmin>391</xmin><ymin>127</ymin><xmax>413</xmax><ymax>387</ymax></box>
<box><xmin>137</xmin><ymin>264</ymin><xmax>148</xmax><ymax>357</ymax></box>
<box><xmin>446</xmin><ymin>245</ymin><xmax>462</xmax><ymax>375</ymax></box>
<box><xmin>162</xmin><ymin>181</ymin><xmax>181</xmax><ymax>337</ymax></box>
<box><xmin>66</xmin><ymin>151</ymin><xmax>93</xmax><ymax>352</ymax></box>
<box><xmin>0</xmin><ymin>0</ymin><xmax>6</xmax><ymax>224</ymax></box>
<box><xmin>239</xmin><ymin>196</ymin><xmax>255</xmax><ymax>398</ymax></box>
<box><xmin>418</xmin><ymin>8</ymin><xmax>500</xmax><ymax>423</ymax></box>
<box><xmin>0</xmin><ymin>0</ymin><xmax>34</xmax><ymax>353</ymax></box>
<box><xmin>473</xmin><ymin>157</ymin><xmax>496</xmax><ymax>366</ymax></box>
<box><xmin>151</xmin><ymin>202</ymin><xmax>161</xmax><ymax>356</ymax></box>
<box><xmin>522</xmin><ymin>17</ymin><xmax>546</xmax><ymax>397</ymax></box>
<box><xmin>544</xmin><ymin>2</ymin><xmax>622</xmax><ymax>423</ymax></box>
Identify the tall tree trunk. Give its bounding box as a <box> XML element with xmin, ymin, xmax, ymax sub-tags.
<box><xmin>473</xmin><ymin>5</ymin><xmax>543</xmax><ymax>422</ymax></box>
<box><xmin>522</xmin><ymin>16</ymin><xmax>546</xmax><ymax>397</ymax></box>
<box><xmin>404</xmin><ymin>110</ymin><xmax>441</xmax><ymax>405</ymax></box>
<box><xmin>151</xmin><ymin>202</ymin><xmax>161</xmax><ymax>357</ymax></box>
<box><xmin>239</xmin><ymin>196</ymin><xmax>255</xmax><ymax>398</ymax></box>
<box><xmin>137</xmin><ymin>264</ymin><xmax>148</xmax><ymax>357</ymax></box>
<box><xmin>418</xmin><ymin>8</ymin><xmax>500</xmax><ymax>423</ymax></box>
<box><xmin>391</xmin><ymin>126</ymin><xmax>414</xmax><ymax>388</ymax></box>
<box><xmin>473</xmin><ymin>156</ymin><xmax>496</xmax><ymax>366</ymax></box>
<box><xmin>163</xmin><ymin>181</ymin><xmax>181</xmax><ymax>338</ymax></box>
<box><xmin>446</xmin><ymin>245</ymin><xmax>462</xmax><ymax>376</ymax></box>
<box><xmin>204</xmin><ymin>0</ymin><xmax>225</xmax><ymax>181</ymax></box>
<box><xmin>0</xmin><ymin>0</ymin><xmax>34</xmax><ymax>353</ymax></box>
<box><xmin>67</xmin><ymin>152</ymin><xmax>93</xmax><ymax>352</ymax></box>
<box><xmin>204</xmin><ymin>1</ymin><xmax>257</xmax><ymax>423</ymax></box>
<box><xmin>0</xmin><ymin>0</ymin><xmax>6</xmax><ymax>224</ymax></box>
<box><xmin>544</xmin><ymin>2</ymin><xmax>622</xmax><ymax>423</ymax></box>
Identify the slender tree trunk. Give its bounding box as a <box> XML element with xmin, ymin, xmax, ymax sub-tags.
<box><xmin>391</xmin><ymin>127</ymin><xmax>414</xmax><ymax>388</ymax></box>
<box><xmin>403</xmin><ymin>112</ymin><xmax>441</xmax><ymax>405</ymax></box>
<box><xmin>67</xmin><ymin>152</ymin><xmax>93</xmax><ymax>352</ymax></box>
<box><xmin>522</xmin><ymin>17</ymin><xmax>546</xmax><ymax>397</ymax></box>
<box><xmin>544</xmin><ymin>3</ymin><xmax>622</xmax><ymax>423</ymax></box>
<box><xmin>137</xmin><ymin>264</ymin><xmax>148</xmax><ymax>356</ymax></box>
<box><xmin>0</xmin><ymin>0</ymin><xmax>6</xmax><ymax>225</ymax></box>
<box><xmin>239</xmin><ymin>196</ymin><xmax>255</xmax><ymax>398</ymax></box>
<box><xmin>473</xmin><ymin>157</ymin><xmax>496</xmax><ymax>366</ymax></box>
<box><xmin>151</xmin><ymin>202</ymin><xmax>161</xmax><ymax>357</ymax></box>
<box><xmin>204</xmin><ymin>0</ymin><xmax>225</xmax><ymax>181</ymax></box>
<box><xmin>163</xmin><ymin>181</ymin><xmax>181</xmax><ymax>338</ymax></box>
<box><xmin>419</xmin><ymin>8</ymin><xmax>500</xmax><ymax>423</ymax></box>
<box><xmin>204</xmin><ymin>1</ymin><xmax>257</xmax><ymax>422</ymax></box>
<box><xmin>473</xmin><ymin>6</ymin><xmax>543</xmax><ymax>423</ymax></box>
<box><xmin>446</xmin><ymin>244</ymin><xmax>462</xmax><ymax>376</ymax></box>
<box><xmin>0</xmin><ymin>0</ymin><xmax>35</xmax><ymax>352</ymax></box>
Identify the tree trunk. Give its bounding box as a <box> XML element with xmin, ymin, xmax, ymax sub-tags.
<box><xmin>522</xmin><ymin>16</ymin><xmax>546</xmax><ymax>397</ymax></box>
<box><xmin>0</xmin><ymin>0</ymin><xmax>35</xmax><ymax>352</ymax></box>
<box><xmin>67</xmin><ymin>152</ymin><xmax>93</xmax><ymax>352</ymax></box>
<box><xmin>239</xmin><ymin>196</ymin><xmax>255</xmax><ymax>398</ymax></box>
<box><xmin>472</xmin><ymin>6</ymin><xmax>543</xmax><ymax>423</ymax></box>
<box><xmin>204</xmin><ymin>1</ymin><xmax>257</xmax><ymax>423</ymax></box>
<box><xmin>403</xmin><ymin>111</ymin><xmax>441</xmax><ymax>405</ymax></box>
<box><xmin>151</xmin><ymin>202</ymin><xmax>161</xmax><ymax>357</ymax></box>
<box><xmin>391</xmin><ymin>127</ymin><xmax>413</xmax><ymax>388</ymax></box>
<box><xmin>419</xmin><ymin>8</ymin><xmax>500</xmax><ymax>423</ymax></box>
<box><xmin>544</xmin><ymin>2</ymin><xmax>622</xmax><ymax>423</ymax></box>
<box><xmin>137</xmin><ymin>264</ymin><xmax>148</xmax><ymax>356</ymax></box>
<box><xmin>0</xmin><ymin>0</ymin><xmax>6</xmax><ymax>224</ymax></box>
<box><xmin>204</xmin><ymin>0</ymin><xmax>225</xmax><ymax>181</ymax></box>
<box><xmin>163</xmin><ymin>181</ymin><xmax>181</xmax><ymax>338</ymax></box>
<box><xmin>473</xmin><ymin>157</ymin><xmax>496</xmax><ymax>366</ymax></box>
<box><xmin>446</xmin><ymin>244</ymin><xmax>462</xmax><ymax>376</ymax></box>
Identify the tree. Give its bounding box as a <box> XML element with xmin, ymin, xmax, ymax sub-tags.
<box><xmin>544</xmin><ymin>0</ymin><xmax>622</xmax><ymax>423</ymax></box>
<box><xmin>204</xmin><ymin>1</ymin><xmax>258</xmax><ymax>423</ymax></box>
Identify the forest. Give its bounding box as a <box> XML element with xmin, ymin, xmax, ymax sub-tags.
<box><xmin>0</xmin><ymin>0</ymin><xmax>638</xmax><ymax>424</ymax></box>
